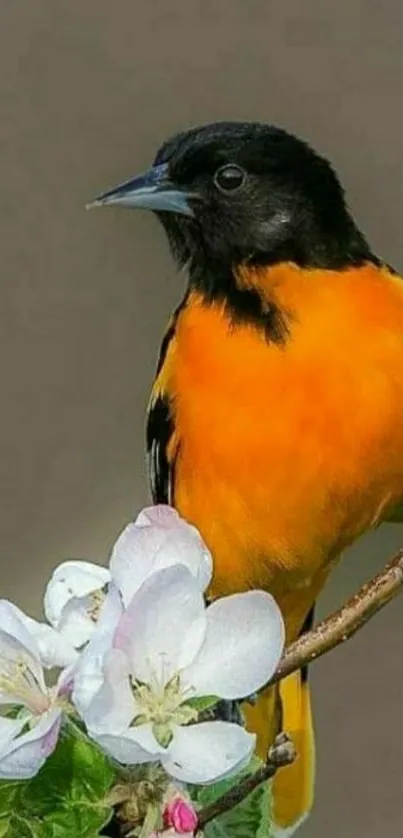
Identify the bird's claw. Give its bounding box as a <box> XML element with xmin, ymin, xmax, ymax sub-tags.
<box><xmin>268</xmin><ymin>732</ymin><xmax>296</xmax><ymax>766</ymax></box>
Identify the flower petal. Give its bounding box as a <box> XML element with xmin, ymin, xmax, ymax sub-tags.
<box><xmin>182</xmin><ymin>591</ymin><xmax>285</xmax><ymax>700</ymax></box>
<box><xmin>134</xmin><ymin>506</ymin><xmax>182</xmax><ymax>528</ymax></box>
<box><xmin>0</xmin><ymin>601</ymin><xmax>41</xmax><ymax>663</ymax></box>
<box><xmin>72</xmin><ymin>585</ymin><xmax>123</xmax><ymax>718</ymax></box>
<box><xmin>91</xmin><ymin>723</ymin><xmax>163</xmax><ymax>765</ymax></box>
<box><xmin>83</xmin><ymin>648</ymin><xmax>137</xmax><ymax>734</ymax></box>
<box><xmin>0</xmin><ymin>717</ymin><xmax>26</xmax><ymax>750</ymax></box>
<box><xmin>44</xmin><ymin>560</ymin><xmax>110</xmax><ymax>628</ymax></box>
<box><xmin>0</xmin><ymin>600</ymin><xmax>77</xmax><ymax>670</ymax></box>
<box><xmin>55</xmin><ymin>664</ymin><xmax>75</xmax><ymax>697</ymax></box>
<box><xmin>163</xmin><ymin>721</ymin><xmax>255</xmax><ymax>784</ymax></box>
<box><xmin>0</xmin><ymin>708</ymin><xmax>61</xmax><ymax>779</ymax></box>
<box><xmin>114</xmin><ymin>566</ymin><xmax>206</xmax><ymax>686</ymax></box>
<box><xmin>56</xmin><ymin>597</ymin><xmax>100</xmax><ymax>648</ymax></box>
<box><xmin>110</xmin><ymin>506</ymin><xmax>212</xmax><ymax>605</ymax></box>
<box><xmin>20</xmin><ymin>614</ymin><xmax>78</xmax><ymax>668</ymax></box>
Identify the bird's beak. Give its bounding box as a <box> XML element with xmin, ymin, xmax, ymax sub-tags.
<box><xmin>86</xmin><ymin>162</ymin><xmax>194</xmax><ymax>217</ymax></box>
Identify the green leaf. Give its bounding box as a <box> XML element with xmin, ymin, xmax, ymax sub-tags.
<box><xmin>184</xmin><ymin>695</ymin><xmax>220</xmax><ymax>712</ymax></box>
<box><xmin>192</xmin><ymin>757</ymin><xmax>272</xmax><ymax>838</ymax></box>
<box><xmin>20</xmin><ymin>725</ymin><xmax>114</xmax><ymax>813</ymax></box>
<box><xmin>7</xmin><ymin>814</ymin><xmax>42</xmax><ymax>838</ymax></box>
<box><xmin>5</xmin><ymin>808</ymin><xmax>111</xmax><ymax>838</ymax></box>
<box><xmin>0</xmin><ymin>781</ymin><xmax>21</xmax><ymax>816</ymax></box>
<box><xmin>0</xmin><ymin>723</ymin><xmax>115</xmax><ymax>838</ymax></box>
<box><xmin>0</xmin><ymin>819</ymin><xmax>12</xmax><ymax>838</ymax></box>
<box><xmin>35</xmin><ymin>806</ymin><xmax>111</xmax><ymax>838</ymax></box>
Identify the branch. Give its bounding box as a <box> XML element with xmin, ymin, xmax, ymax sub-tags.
<box><xmin>197</xmin><ymin>546</ymin><xmax>403</xmax><ymax>829</ymax></box>
<box><xmin>197</xmin><ymin>733</ymin><xmax>296</xmax><ymax>828</ymax></box>
<box><xmin>269</xmin><ymin>547</ymin><xmax>403</xmax><ymax>686</ymax></box>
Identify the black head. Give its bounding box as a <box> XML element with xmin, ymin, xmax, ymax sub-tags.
<box><xmin>89</xmin><ymin>121</ymin><xmax>374</xmax><ymax>288</ymax></box>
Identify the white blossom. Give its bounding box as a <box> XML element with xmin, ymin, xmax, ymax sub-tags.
<box><xmin>44</xmin><ymin>505</ymin><xmax>212</xmax><ymax>651</ymax></box>
<box><xmin>44</xmin><ymin>560</ymin><xmax>110</xmax><ymax>648</ymax></box>
<box><xmin>110</xmin><ymin>505</ymin><xmax>213</xmax><ymax>605</ymax></box>
<box><xmin>0</xmin><ymin>601</ymin><xmax>70</xmax><ymax>778</ymax></box>
<box><xmin>79</xmin><ymin>564</ymin><xmax>284</xmax><ymax>784</ymax></box>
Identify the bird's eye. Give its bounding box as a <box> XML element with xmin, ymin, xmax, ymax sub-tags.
<box><xmin>213</xmin><ymin>164</ymin><xmax>246</xmax><ymax>193</ymax></box>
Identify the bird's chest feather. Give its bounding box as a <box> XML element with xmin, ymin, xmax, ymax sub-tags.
<box><xmin>153</xmin><ymin>266</ymin><xmax>403</xmax><ymax>600</ymax></box>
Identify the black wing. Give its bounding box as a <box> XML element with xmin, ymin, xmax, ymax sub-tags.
<box><xmin>146</xmin><ymin>299</ymin><xmax>186</xmax><ymax>504</ymax></box>
<box><xmin>146</xmin><ymin>392</ymin><xmax>176</xmax><ymax>504</ymax></box>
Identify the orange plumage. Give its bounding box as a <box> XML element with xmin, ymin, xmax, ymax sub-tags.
<box><xmin>153</xmin><ymin>261</ymin><xmax>403</xmax><ymax>634</ymax></box>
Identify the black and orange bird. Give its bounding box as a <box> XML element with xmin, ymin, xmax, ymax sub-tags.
<box><xmin>90</xmin><ymin>122</ymin><xmax>403</xmax><ymax>836</ymax></box>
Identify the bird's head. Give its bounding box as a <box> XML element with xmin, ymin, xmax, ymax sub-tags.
<box><xmin>89</xmin><ymin>121</ymin><xmax>372</xmax><ymax>282</ymax></box>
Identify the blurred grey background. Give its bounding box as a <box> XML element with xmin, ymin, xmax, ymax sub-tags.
<box><xmin>1</xmin><ymin>1</ymin><xmax>402</xmax><ymax>835</ymax></box>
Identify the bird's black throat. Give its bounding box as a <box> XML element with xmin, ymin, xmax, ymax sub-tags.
<box><xmin>153</xmin><ymin>120</ymin><xmax>380</xmax><ymax>343</ymax></box>
<box><xmin>156</xmin><ymin>206</ymin><xmax>375</xmax><ymax>346</ymax></box>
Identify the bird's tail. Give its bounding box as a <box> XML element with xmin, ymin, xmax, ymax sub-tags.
<box><xmin>243</xmin><ymin>668</ymin><xmax>315</xmax><ymax>838</ymax></box>
<box><xmin>272</xmin><ymin>669</ymin><xmax>315</xmax><ymax>836</ymax></box>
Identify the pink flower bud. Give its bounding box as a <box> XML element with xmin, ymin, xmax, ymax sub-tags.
<box><xmin>163</xmin><ymin>795</ymin><xmax>198</xmax><ymax>834</ymax></box>
<box><xmin>149</xmin><ymin>830</ymin><xmax>194</xmax><ymax>838</ymax></box>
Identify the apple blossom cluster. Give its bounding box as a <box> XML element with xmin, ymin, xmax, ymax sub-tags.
<box><xmin>0</xmin><ymin>505</ymin><xmax>285</xmax><ymax>833</ymax></box>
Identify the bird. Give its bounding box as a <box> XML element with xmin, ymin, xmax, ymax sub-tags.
<box><xmin>89</xmin><ymin>121</ymin><xmax>403</xmax><ymax>836</ymax></box>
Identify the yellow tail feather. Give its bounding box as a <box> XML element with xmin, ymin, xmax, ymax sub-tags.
<box><xmin>272</xmin><ymin>670</ymin><xmax>315</xmax><ymax>836</ymax></box>
<box><xmin>243</xmin><ymin>670</ymin><xmax>315</xmax><ymax>838</ymax></box>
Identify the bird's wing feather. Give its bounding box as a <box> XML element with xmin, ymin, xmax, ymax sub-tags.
<box><xmin>146</xmin><ymin>392</ymin><xmax>176</xmax><ymax>504</ymax></box>
<box><xmin>146</xmin><ymin>303</ymin><xmax>185</xmax><ymax>505</ymax></box>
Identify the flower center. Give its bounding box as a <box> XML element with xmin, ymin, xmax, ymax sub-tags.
<box><xmin>131</xmin><ymin>673</ymin><xmax>198</xmax><ymax>748</ymax></box>
<box><xmin>0</xmin><ymin>655</ymin><xmax>51</xmax><ymax>716</ymax></box>
<box><xmin>88</xmin><ymin>589</ymin><xmax>106</xmax><ymax>622</ymax></box>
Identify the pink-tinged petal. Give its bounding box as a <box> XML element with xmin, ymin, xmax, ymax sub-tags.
<box><xmin>55</xmin><ymin>664</ymin><xmax>75</xmax><ymax>697</ymax></box>
<box><xmin>114</xmin><ymin>566</ymin><xmax>206</xmax><ymax>686</ymax></box>
<box><xmin>163</xmin><ymin>721</ymin><xmax>255</xmax><ymax>784</ymax></box>
<box><xmin>134</xmin><ymin>506</ymin><xmax>181</xmax><ymax>528</ymax></box>
<box><xmin>91</xmin><ymin>722</ymin><xmax>163</xmax><ymax>765</ymax></box>
<box><xmin>182</xmin><ymin>591</ymin><xmax>285</xmax><ymax>700</ymax></box>
<box><xmin>72</xmin><ymin>586</ymin><xmax>123</xmax><ymax>717</ymax></box>
<box><xmin>44</xmin><ymin>560</ymin><xmax>110</xmax><ymax>628</ymax></box>
<box><xmin>0</xmin><ymin>717</ymin><xmax>26</xmax><ymax>750</ymax></box>
<box><xmin>110</xmin><ymin>508</ymin><xmax>212</xmax><ymax>605</ymax></box>
<box><xmin>82</xmin><ymin>648</ymin><xmax>137</xmax><ymax>734</ymax></box>
<box><xmin>0</xmin><ymin>708</ymin><xmax>62</xmax><ymax>779</ymax></box>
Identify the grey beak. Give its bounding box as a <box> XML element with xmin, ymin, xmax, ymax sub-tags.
<box><xmin>86</xmin><ymin>162</ymin><xmax>194</xmax><ymax>217</ymax></box>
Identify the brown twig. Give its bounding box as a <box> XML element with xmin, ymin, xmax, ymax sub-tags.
<box><xmin>197</xmin><ymin>733</ymin><xmax>296</xmax><ymax>828</ymax></box>
<box><xmin>197</xmin><ymin>547</ymin><xmax>403</xmax><ymax>828</ymax></box>
<box><xmin>269</xmin><ymin>548</ymin><xmax>403</xmax><ymax>686</ymax></box>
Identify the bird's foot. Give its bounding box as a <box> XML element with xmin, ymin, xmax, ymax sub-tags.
<box><xmin>268</xmin><ymin>731</ymin><xmax>296</xmax><ymax>766</ymax></box>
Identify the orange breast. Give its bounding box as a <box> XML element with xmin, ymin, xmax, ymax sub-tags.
<box><xmin>166</xmin><ymin>263</ymin><xmax>403</xmax><ymax>634</ymax></box>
